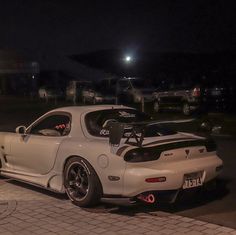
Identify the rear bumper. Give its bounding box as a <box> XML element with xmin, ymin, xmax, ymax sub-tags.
<box><xmin>122</xmin><ymin>155</ymin><xmax>223</xmax><ymax>197</ymax></box>
<box><xmin>102</xmin><ymin>180</ymin><xmax>219</xmax><ymax>205</ymax></box>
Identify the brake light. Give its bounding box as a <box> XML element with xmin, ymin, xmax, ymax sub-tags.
<box><xmin>192</xmin><ymin>87</ymin><xmax>201</xmax><ymax>97</ymax></box>
<box><xmin>124</xmin><ymin>148</ymin><xmax>160</xmax><ymax>162</ymax></box>
<box><xmin>145</xmin><ymin>177</ymin><xmax>166</xmax><ymax>183</ymax></box>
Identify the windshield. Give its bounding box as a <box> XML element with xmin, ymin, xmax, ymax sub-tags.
<box><xmin>85</xmin><ymin>109</ymin><xmax>176</xmax><ymax>137</ymax></box>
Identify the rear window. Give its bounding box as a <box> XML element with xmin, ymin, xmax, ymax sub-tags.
<box><xmin>85</xmin><ymin>109</ymin><xmax>176</xmax><ymax>137</ymax></box>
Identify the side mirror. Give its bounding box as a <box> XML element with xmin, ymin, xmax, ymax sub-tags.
<box><xmin>16</xmin><ymin>126</ymin><xmax>27</xmax><ymax>134</ymax></box>
<box><xmin>109</xmin><ymin>122</ymin><xmax>124</xmax><ymax>146</ymax></box>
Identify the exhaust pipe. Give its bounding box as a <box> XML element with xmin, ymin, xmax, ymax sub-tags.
<box><xmin>137</xmin><ymin>193</ymin><xmax>156</xmax><ymax>204</ymax></box>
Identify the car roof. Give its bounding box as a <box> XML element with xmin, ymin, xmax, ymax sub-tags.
<box><xmin>49</xmin><ymin>105</ymin><xmax>133</xmax><ymax>115</ymax></box>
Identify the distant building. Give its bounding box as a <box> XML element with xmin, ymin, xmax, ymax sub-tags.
<box><xmin>0</xmin><ymin>50</ymin><xmax>39</xmax><ymax>95</ymax></box>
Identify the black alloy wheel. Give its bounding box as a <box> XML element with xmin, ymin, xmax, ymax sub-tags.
<box><xmin>64</xmin><ymin>157</ymin><xmax>102</xmax><ymax>207</ymax></box>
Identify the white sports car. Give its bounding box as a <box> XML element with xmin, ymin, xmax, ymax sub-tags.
<box><xmin>0</xmin><ymin>105</ymin><xmax>223</xmax><ymax>207</ymax></box>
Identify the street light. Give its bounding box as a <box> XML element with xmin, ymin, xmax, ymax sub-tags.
<box><xmin>125</xmin><ymin>55</ymin><xmax>132</xmax><ymax>62</ymax></box>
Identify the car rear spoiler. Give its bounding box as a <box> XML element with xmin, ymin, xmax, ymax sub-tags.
<box><xmin>109</xmin><ymin>119</ymin><xmax>195</xmax><ymax>147</ymax></box>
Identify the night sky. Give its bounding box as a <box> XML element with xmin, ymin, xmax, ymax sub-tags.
<box><xmin>1</xmin><ymin>0</ymin><xmax>236</xmax><ymax>68</ymax></box>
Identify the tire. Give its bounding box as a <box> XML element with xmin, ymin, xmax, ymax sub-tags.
<box><xmin>64</xmin><ymin>156</ymin><xmax>102</xmax><ymax>207</ymax></box>
<box><xmin>182</xmin><ymin>103</ymin><xmax>191</xmax><ymax>115</ymax></box>
<box><xmin>153</xmin><ymin>100</ymin><xmax>160</xmax><ymax>113</ymax></box>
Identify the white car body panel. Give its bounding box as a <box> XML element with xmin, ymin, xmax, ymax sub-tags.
<box><xmin>0</xmin><ymin>105</ymin><xmax>223</xmax><ymax>202</ymax></box>
<box><xmin>8</xmin><ymin>134</ymin><xmax>62</xmax><ymax>174</ymax></box>
<box><xmin>123</xmin><ymin>154</ymin><xmax>221</xmax><ymax>196</ymax></box>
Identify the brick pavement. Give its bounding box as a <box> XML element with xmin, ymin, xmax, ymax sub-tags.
<box><xmin>0</xmin><ymin>178</ymin><xmax>236</xmax><ymax>235</ymax></box>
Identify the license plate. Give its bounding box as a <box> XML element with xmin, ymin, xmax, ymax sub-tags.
<box><xmin>183</xmin><ymin>172</ymin><xmax>203</xmax><ymax>189</ymax></box>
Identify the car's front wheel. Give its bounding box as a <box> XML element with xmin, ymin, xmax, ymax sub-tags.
<box><xmin>64</xmin><ymin>156</ymin><xmax>102</xmax><ymax>207</ymax></box>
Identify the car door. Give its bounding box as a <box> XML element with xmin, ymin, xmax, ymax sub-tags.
<box><xmin>8</xmin><ymin>112</ymin><xmax>71</xmax><ymax>175</ymax></box>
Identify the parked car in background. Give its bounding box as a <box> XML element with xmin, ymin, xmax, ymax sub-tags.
<box><xmin>153</xmin><ymin>80</ymin><xmax>202</xmax><ymax>115</ymax></box>
<box><xmin>66</xmin><ymin>80</ymin><xmax>92</xmax><ymax>103</ymax></box>
<box><xmin>201</xmin><ymin>81</ymin><xmax>230</xmax><ymax>112</ymax></box>
<box><xmin>38</xmin><ymin>87</ymin><xmax>63</xmax><ymax>101</ymax></box>
<box><xmin>153</xmin><ymin>79</ymin><xmax>230</xmax><ymax>115</ymax></box>
<box><xmin>92</xmin><ymin>78</ymin><xmax>117</xmax><ymax>104</ymax></box>
<box><xmin>66</xmin><ymin>79</ymin><xmax>117</xmax><ymax>104</ymax></box>
<box><xmin>116</xmin><ymin>77</ymin><xmax>156</xmax><ymax>104</ymax></box>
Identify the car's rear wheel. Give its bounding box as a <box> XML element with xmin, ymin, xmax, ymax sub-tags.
<box><xmin>64</xmin><ymin>157</ymin><xmax>102</xmax><ymax>207</ymax></box>
<box><xmin>182</xmin><ymin>102</ymin><xmax>191</xmax><ymax>115</ymax></box>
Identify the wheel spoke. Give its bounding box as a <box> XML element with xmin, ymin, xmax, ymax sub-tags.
<box><xmin>69</xmin><ymin>180</ymin><xmax>76</xmax><ymax>186</ymax></box>
<box><xmin>70</xmin><ymin>188</ymin><xmax>79</xmax><ymax>197</ymax></box>
<box><xmin>66</xmin><ymin>161</ymin><xmax>90</xmax><ymax>201</ymax></box>
<box><xmin>78</xmin><ymin>184</ymin><xmax>88</xmax><ymax>195</ymax></box>
<box><xmin>77</xmin><ymin>167</ymin><xmax>84</xmax><ymax>178</ymax></box>
<box><xmin>70</xmin><ymin>168</ymin><xmax>77</xmax><ymax>177</ymax></box>
<box><xmin>80</xmin><ymin>174</ymin><xmax>88</xmax><ymax>184</ymax></box>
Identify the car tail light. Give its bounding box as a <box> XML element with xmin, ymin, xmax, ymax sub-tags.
<box><xmin>192</xmin><ymin>87</ymin><xmax>201</xmax><ymax>97</ymax></box>
<box><xmin>124</xmin><ymin>148</ymin><xmax>160</xmax><ymax>162</ymax></box>
<box><xmin>145</xmin><ymin>177</ymin><xmax>166</xmax><ymax>183</ymax></box>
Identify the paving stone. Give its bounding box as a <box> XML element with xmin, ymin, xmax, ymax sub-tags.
<box><xmin>190</xmin><ymin>225</ymin><xmax>208</xmax><ymax>232</ymax></box>
<box><xmin>176</xmin><ymin>227</ymin><xmax>191</xmax><ymax>233</ymax></box>
<box><xmin>205</xmin><ymin>223</ymin><xmax>221</xmax><ymax>229</ymax></box>
<box><xmin>0</xmin><ymin>179</ymin><xmax>236</xmax><ymax>235</ymax></box>
<box><xmin>203</xmin><ymin>228</ymin><xmax>222</xmax><ymax>234</ymax></box>
<box><xmin>216</xmin><ymin>227</ymin><xmax>235</xmax><ymax>233</ymax></box>
<box><xmin>145</xmin><ymin>231</ymin><xmax>160</xmax><ymax>235</ymax></box>
<box><xmin>187</xmin><ymin>231</ymin><xmax>204</xmax><ymax>235</ymax></box>
<box><xmin>159</xmin><ymin>228</ymin><xmax>176</xmax><ymax>234</ymax></box>
<box><xmin>178</xmin><ymin>221</ymin><xmax>195</xmax><ymax>228</ymax></box>
<box><xmin>179</xmin><ymin>217</ymin><xmax>195</xmax><ymax>222</ymax></box>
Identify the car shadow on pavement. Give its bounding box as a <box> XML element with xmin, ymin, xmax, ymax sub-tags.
<box><xmin>4</xmin><ymin>177</ymin><xmax>231</xmax><ymax>217</ymax></box>
<box><xmin>6</xmin><ymin>179</ymin><xmax>68</xmax><ymax>200</ymax></box>
<box><xmin>84</xmin><ymin>178</ymin><xmax>231</xmax><ymax>216</ymax></box>
<box><xmin>159</xmin><ymin>178</ymin><xmax>231</xmax><ymax>213</ymax></box>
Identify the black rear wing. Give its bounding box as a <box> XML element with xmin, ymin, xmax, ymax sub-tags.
<box><xmin>109</xmin><ymin>119</ymin><xmax>195</xmax><ymax>147</ymax></box>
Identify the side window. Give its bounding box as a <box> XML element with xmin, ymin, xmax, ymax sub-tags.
<box><xmin>30</xmin><ymin>114</ymin><xmax>71</xmax><ymax>136</ymax></box>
